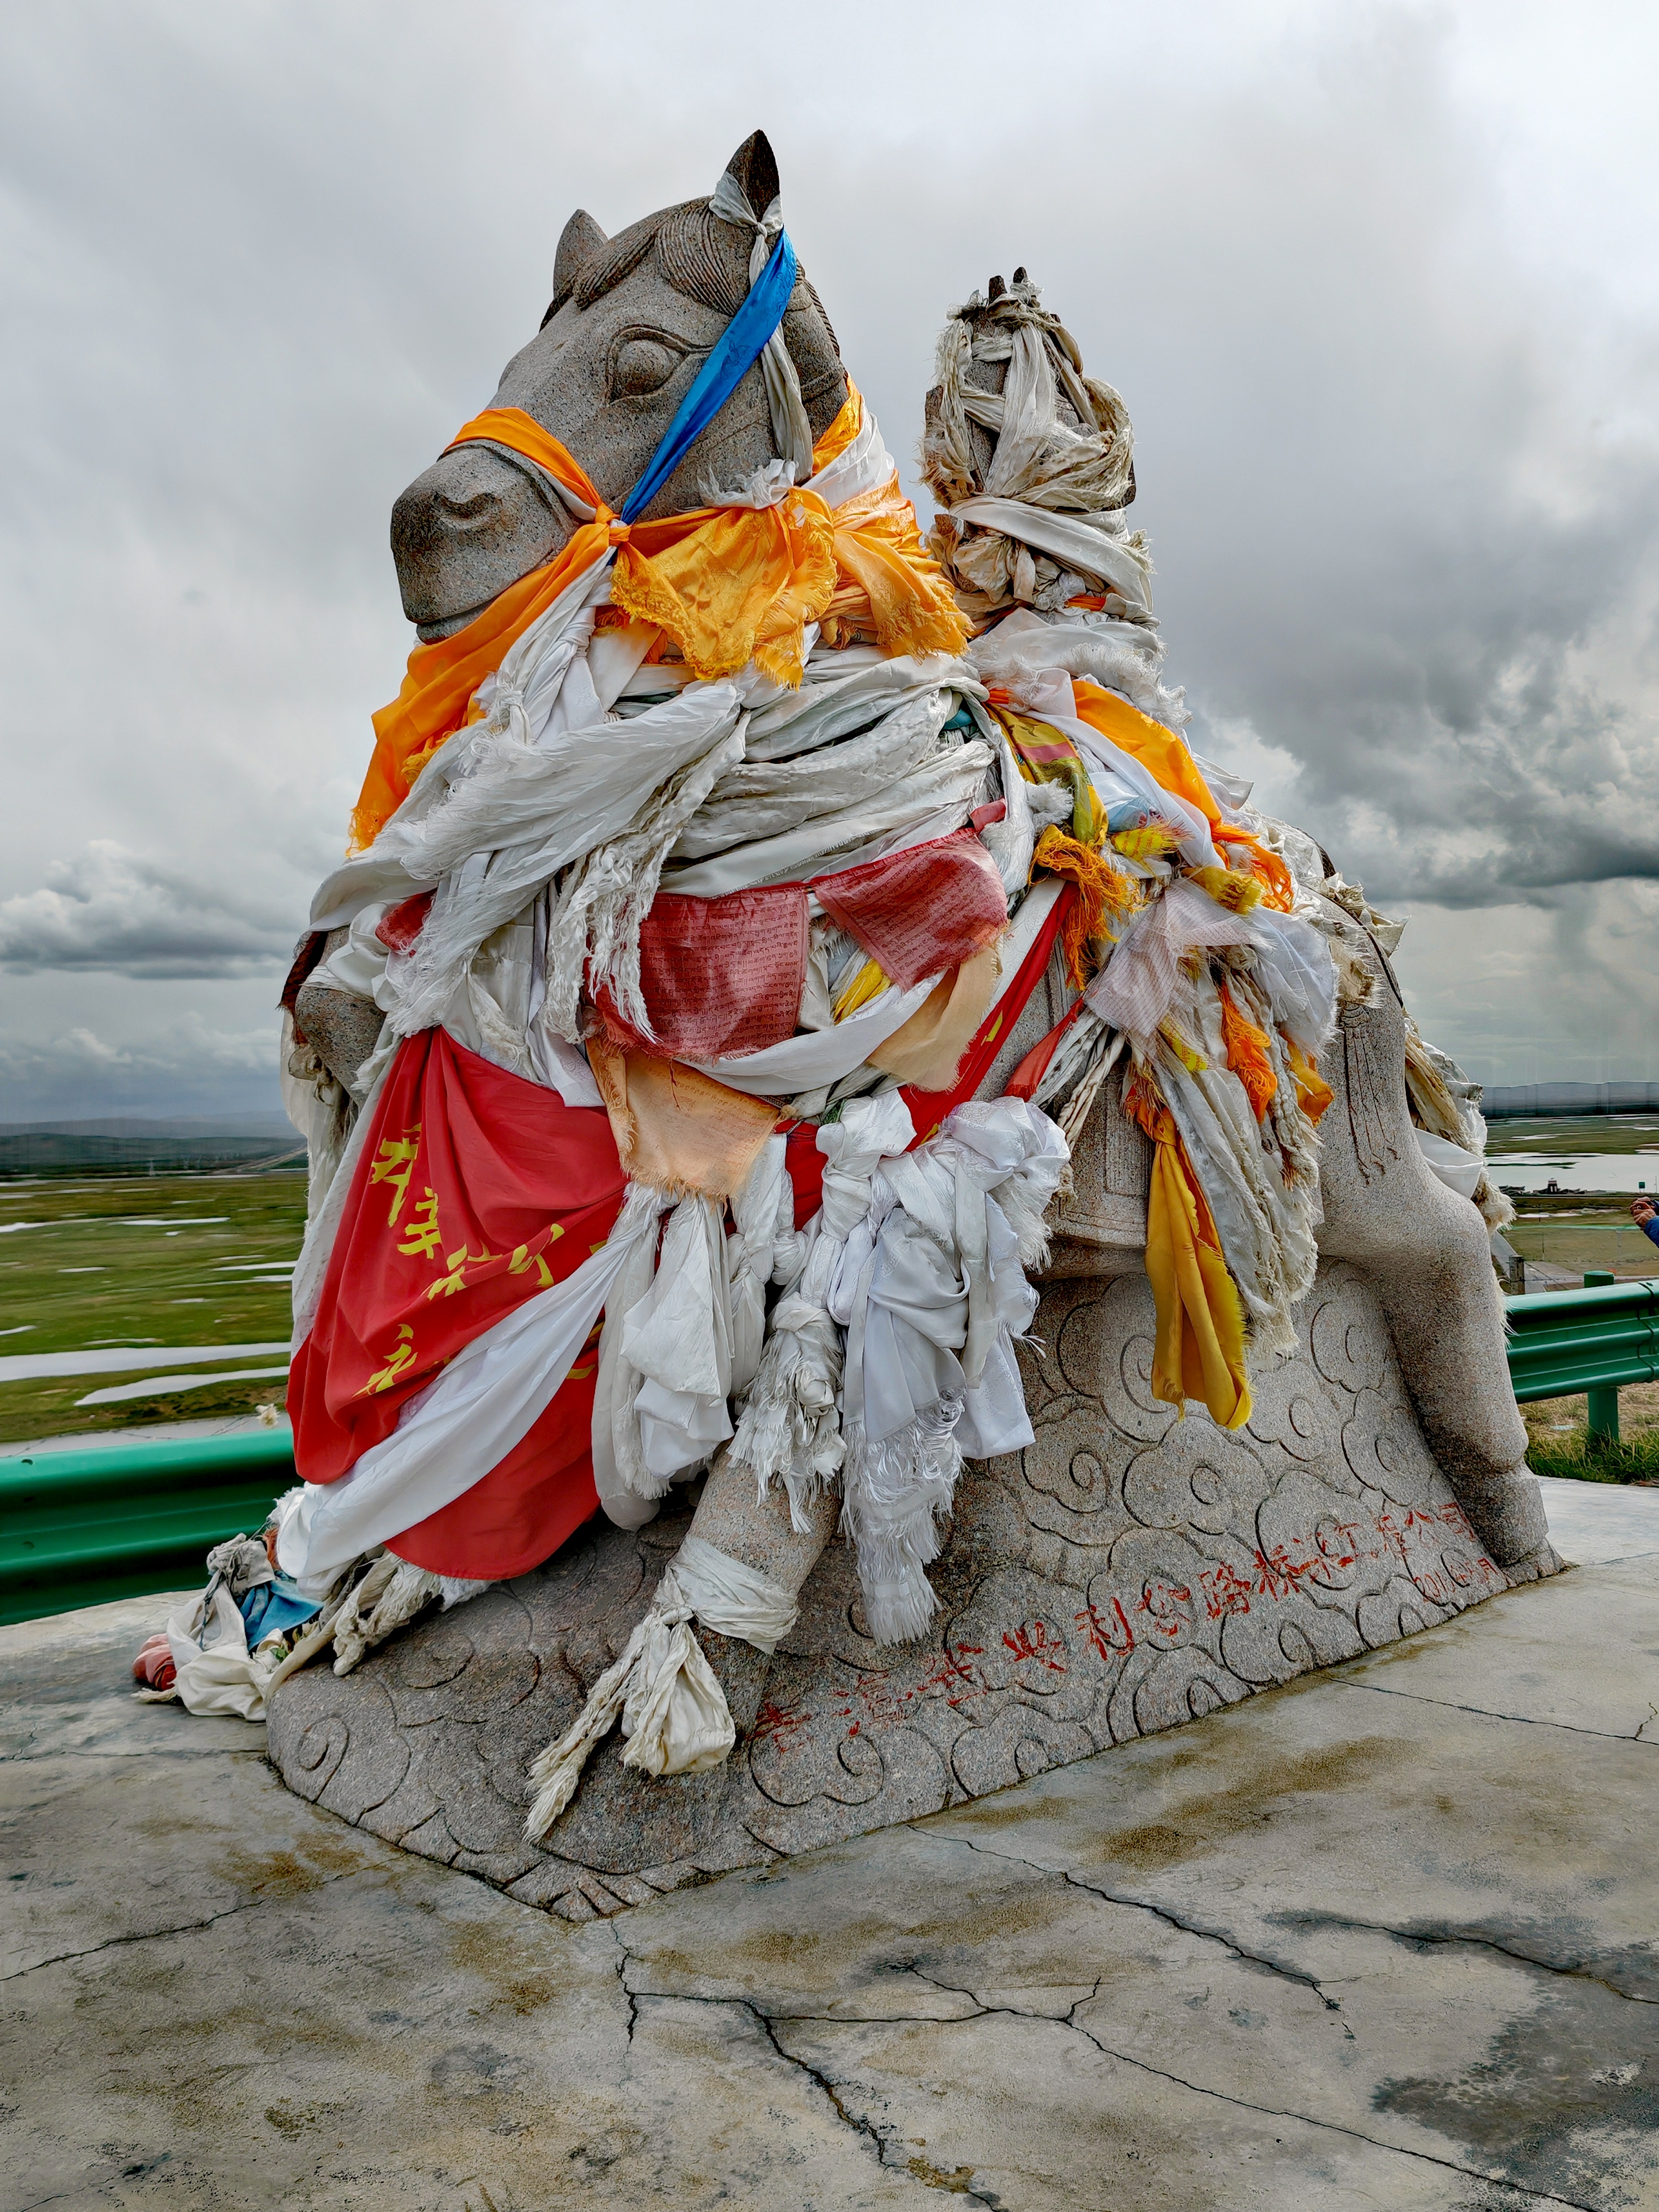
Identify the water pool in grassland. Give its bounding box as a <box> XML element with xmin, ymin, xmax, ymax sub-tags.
<box><xmin>1489</xmin><ymin>1153</ymin><xmax>1659</xmax><ymax>1194</ymax></box>
<box><xmin>0</xmin><ymin>1171</ymin><xmax>306</xmax><ymax>1444</ymax></box>
<box><xmin>1483</xmin><ymin>1112</ymin><xmax>1659</xmax><ymax>1153</ymax></box>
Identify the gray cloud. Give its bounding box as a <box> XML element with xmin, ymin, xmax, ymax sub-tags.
<box><xmin>0</xmin><ymin>1010</ymin><xmax>279</xmax><ymax>1122</ymax></box>
<box><xmin>2</xmin><ymin>0</ymin><xmax>1656</xmax><ymax>1103</ymax></box>
<box><xmin>0</xmin><ymin>841</ymin><xmax>298</xmax><ymax>977</ymax></box>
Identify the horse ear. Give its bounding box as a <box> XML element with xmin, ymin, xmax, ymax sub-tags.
<box><xmin>542</xmin><ymin>208</ymin><xmax>608</xmax><ymax>327</ymax></box>
<box><xmin>723</xmin><ymin>130</ymin><xmax>780</xmax><ymax>217</ymax></box>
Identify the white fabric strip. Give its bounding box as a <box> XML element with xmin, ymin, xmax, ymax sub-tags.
<box><xmin>672</xmin><ymin>1533</ymin><xmax>797</xmax><ymax>1654</ymax></box>
<box><xmin>291</xmin><ymin>1050</ymin><xmax>392</xmax><ymax>1347</ymax></box>
<box><xmin>661</xmin><ymin>742</ymin><xmax>992</xmax><ymax>896</ymax></box>
<box><xmin>743</xmin><ymin>654</ymin><xmax>966</xmax><ymax>763</ymax></box>
<box><xmin>949</xmin><ymin>496</ymin><xmax>1153</xmax><ymax>612</ymax></box>
<box><xmin>689</xmin><ymin>970</ymin><xmax>942</xmax><ymax>1097</ymax></box>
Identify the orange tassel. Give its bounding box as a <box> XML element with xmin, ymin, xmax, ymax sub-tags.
<box><xmin>1240</xmin><ymin>840</ymin><xmax>1297</xmax><ymax>912</ymax></box>
<box><xmin>1219</xmin><ymin>984</ymin><xmax>1278</xmax><ymax>1122</ymax></box>
<box><xmin>1033</xmin><ymin>826</ymin><xmax>1139</xmax><ymax>986</ymax></box>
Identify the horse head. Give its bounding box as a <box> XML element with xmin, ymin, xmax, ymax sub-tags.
<box><xmin>391</xmin><ymin>130</ymin><xmax>849</xmax><ymax>641</ymax></box>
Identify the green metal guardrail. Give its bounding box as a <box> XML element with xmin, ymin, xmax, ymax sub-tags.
<box><xmin>0</xmin><ymin>1430</ymin><xmax>293</xmax><ymax>1627</ymax></box>
<box><xmin>1504</xmin><ymin>1271</ymin><xmax>1659</xmax><ymax>1443</ymax></box>
<box><xmin>6</xmin><ymin>1276</ymin><xmax>1659</xmax><ymax>1629</ymax></box>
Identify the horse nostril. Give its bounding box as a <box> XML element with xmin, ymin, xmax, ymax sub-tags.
<box><xmin>437</xmin><ymin>489</ymin><xmax>501</xmax><ymax>524</ymax></box>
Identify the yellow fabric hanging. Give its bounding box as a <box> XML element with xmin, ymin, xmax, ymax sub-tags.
<box><xmin>819</xmin><ymin>485</ymin><xmax>972</xmax><ymax>660</ymax></box>
<box><xmin>1030</xmin><ymin>825</ymin><xmax>1138</xmax><ymax>985</ymax></box>
<box><xmin>1125</xmin><ymin>1075</ymin><xmax>1251</xmax><ymax>1429</ymax></box>
<box><xmin>812</xmin><ymin>382</ymin><xmax>972</xmax><ymax>660</ymax></box>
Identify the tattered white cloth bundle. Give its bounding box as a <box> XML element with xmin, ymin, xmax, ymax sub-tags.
<box><xmin>833</xmin><ymin>1097</ymin><xmax>1070</xmax><ymax>1642</ymax></box>
<box><xmin>924</xmin><ymin>273</ymin><xmax>1154</xmax><ymax>626</ymax></box>
<box><xmin>524</xmin><ymin>1533</ymin><xmax>799</xmax><ymax>1838</ymax></box>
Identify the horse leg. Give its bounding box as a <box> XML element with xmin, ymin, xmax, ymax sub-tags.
<box><xmin>293</xmin><ymin>929</ymin><xmax>386</xmax><ymax>1101</ymax></box>
<box><xmin>674</xmin><ymin>1451</ymin><xmax>841</xmax><ymax>1726</ymax></box>
<box><xmin>1312</xmin><ymin>908</ymin><xmax>1549</xmax><ymax>1567</ymax></box>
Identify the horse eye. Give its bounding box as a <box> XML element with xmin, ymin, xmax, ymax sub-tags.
<box><xmin>611</xmin><ymin>337</ymin><xmax>683</xmax><ymax>397</ymax></box>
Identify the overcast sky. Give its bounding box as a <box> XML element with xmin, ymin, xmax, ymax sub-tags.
<box><xmin>3</xmin><ymin>0</ymin><xmax>1656</xmax><ymax>1120</ymax></box>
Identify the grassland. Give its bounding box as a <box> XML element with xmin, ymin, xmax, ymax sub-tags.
<box><xmin>0</xmin><ymin>1171</ymin><xmax>306</xmax><ymax>1446</ymax></box>
<box><xmin>1520</xmin><ymin>1376</ymin><xmax>1659</xmax><ymax>1483</ymax></box>
<box><xmin>1485</xmin><ymin>1111</ymin><xmax>1659</xmax><ymax>1155</ymax></box>
<box><xmin>1503</xmin><ymin>1210</ymin><xmax>1659</xmax><ymax>1280</ymax></box>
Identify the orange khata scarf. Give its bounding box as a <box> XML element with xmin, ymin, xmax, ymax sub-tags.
<box><xmin>348</xmin><ymin>385</ymin><xmax>968</xmax><ymax>855</ymax></box>
<box><xmin>1070</xmin><ymin>680</ymin><xmax>1296</xmax><ymax>913</ymax></box>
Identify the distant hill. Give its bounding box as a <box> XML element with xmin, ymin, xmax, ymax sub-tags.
<box><xmin>0</xmin><ymin>1114</ymin><xmax>297</xmax><ymax>1139</ymax></box>
<box><xmin>0</xmin><ymin>1113</ymin><xmax>304</xmax><ymax>1178</ymax></box>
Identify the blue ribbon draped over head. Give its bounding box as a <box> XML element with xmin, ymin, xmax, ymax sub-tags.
<box><xmin>620</xmin><ymin>229</ymin><xmax>800</xmax><ymax>524</ymax></box>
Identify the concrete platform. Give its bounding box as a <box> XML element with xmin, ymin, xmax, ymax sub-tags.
<box><xmin>3</xmin><ymin>1482</ymin><xmax>1657</xmax><ymax>2210</ymax></box>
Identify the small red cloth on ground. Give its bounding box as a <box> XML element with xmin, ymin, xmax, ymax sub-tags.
<box><xmin>813</xmin><ymin>827</ymin><xmax>1009</xmax><ymax>990</ymax></box>
<box><xmin>288</xmin><ymin>1029</ymin><xmax>625</xmax><ymax>1575</ymax></box>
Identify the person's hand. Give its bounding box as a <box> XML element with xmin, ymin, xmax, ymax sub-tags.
<box><xmin>1632</xmin><ymin>1199</ymin><xmax>1656</xmax><ymax>1225</ymax></box>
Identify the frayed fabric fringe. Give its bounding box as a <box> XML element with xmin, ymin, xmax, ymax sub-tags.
<box><xmin>728</xmin><ymin>1292</ymin><xmax>845</xmax><ymax>1532</ymax></box>
<box><xmin>524</xmin><ymin>1594</ymin><xmax>734</xmax><ymax>1842</ymax></box>
<box><xmin>330</xmin><ymin>1558</ymin><xmax>445</xmax><ymax>1676</ymax></box>
<box><xmin>839</xmin><ymin>1397</ymin><xmax>966</xmax><ymax>1646</ymax></box>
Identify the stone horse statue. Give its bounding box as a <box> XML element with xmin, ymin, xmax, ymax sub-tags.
<box><xmin>273</xmin><ymin>132</ymin><xmax>1554</xmax><ymax>1921</ymax></box>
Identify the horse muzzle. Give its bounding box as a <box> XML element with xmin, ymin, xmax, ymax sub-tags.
<box><xmin>390</xmin><ymin>445</ymin><xmax>572</xmax><ymax>642</ymax></box>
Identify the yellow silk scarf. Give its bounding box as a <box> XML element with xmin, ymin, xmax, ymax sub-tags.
<box><xmin>349</xmin><ymin>390</ymin><xmax>967</xmax><ymax>854</ymax></box>
<box><xmin>1124</xmin><ymin>1077</ymin><xmax>1252</xmax><ymax>1430</ymax></box>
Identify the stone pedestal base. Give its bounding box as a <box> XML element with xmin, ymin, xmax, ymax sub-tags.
<box><xmin>267</xmin><ymin>1258</ymin><xmax>1557</xmax><ymax>1920</ymax></box>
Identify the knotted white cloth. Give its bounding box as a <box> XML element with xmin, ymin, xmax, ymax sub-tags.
<box><xmin>728</xmin><ymin>1090</ymin><xmax>917</xmax><ymax>1527</ymax></box>
<box><xmin>523</xmin><ymin>1533</ymin><xmax>798</xmax><ymax>1840</ymax></box>
<box><xmin>834</xmin><ymin>1098</ymin><xmax>1070</xmax><ymax>1644</ymax></box>
<box><xmin>707</xmin><ymin>167</ymin><xmax>815</xmax><ymax>480</ymax></box>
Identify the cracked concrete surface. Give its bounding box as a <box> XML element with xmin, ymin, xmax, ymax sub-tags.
<box><xmin>3</xmin><ymin>1480</ymin><xmax>1657</xmax><ymax>2210</ymax></box>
